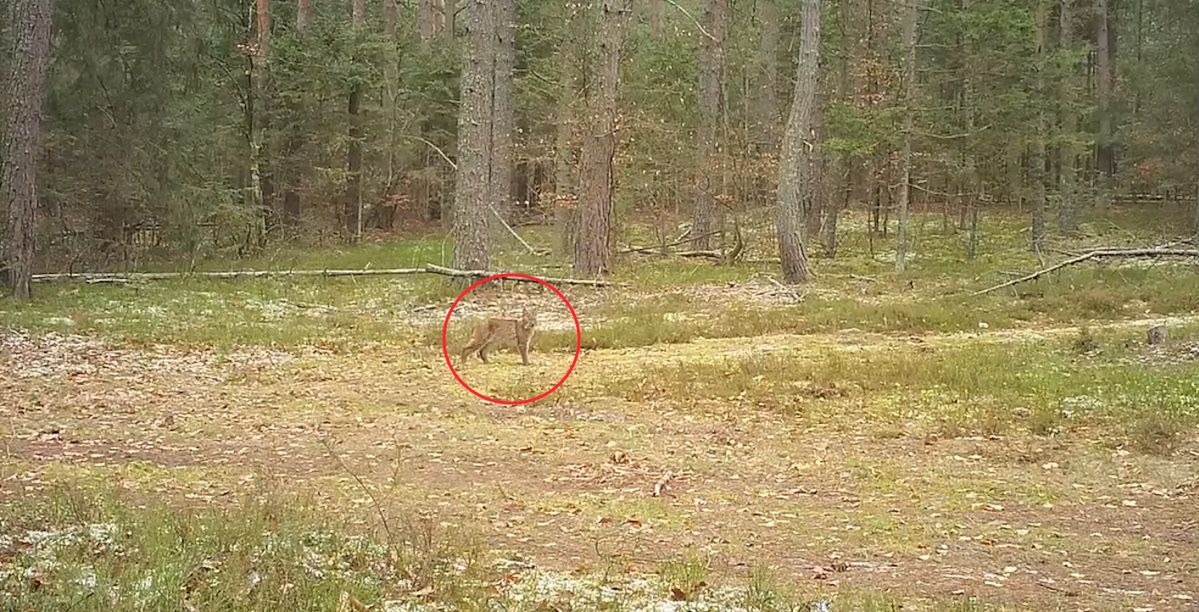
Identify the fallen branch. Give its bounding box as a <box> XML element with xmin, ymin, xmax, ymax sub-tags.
<box><xmin>618</xmin><ymin>229</ymin><xmax>721</xmax><ymax>255</ymax></box>
<box><xmin>33</xmin><ymin>264</ymin><xmax>618</xmax><ymax>287</ymax></box>
<box><xmin>33</xmin><ymin>268</ymin><xmax>426</xmax><ymax>282</ymax></box>
<box><xmin>422</xmin><ymin>264</ymin><xmax>616</xmax><ymax>287</ymax></box>
<box><xmin>488</xmin><ymin>204</ymin><xmax>549</xmax><ymax>256</ymax></box>
<box><xmin>662</xmin><ymin>0</ymin><xmax>718</xmax><ymax>42</ymax></box>
<box><xmin>767</xmin><ymin>276</ymin><xmax>802</xmax><ymax>303</ymax></box>
<box><xmin>675</xmin><ymin>249</ymin><xmax>723</xmax><ymax>260</ymax></box>
<box><xmin>973</xmin><ymin>248</ymin><xmax>1199</xmax><ymax>296</ymax></box>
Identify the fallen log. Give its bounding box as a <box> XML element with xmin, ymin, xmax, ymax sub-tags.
<box><xmin>972</xmin><ymin>247</ymin><xmax>1199</xmax><ymax>296</ymax></box>
<box><xmin>420</xmin><ymin>264</ymin><xmax>616</xmax><ymax>287</ymax></box>
<box><xmin>32</xmin><ymin>263</ymin><xmax>617</xmax><ymax>288</ymax></box>
<box><xmin>617</xmin><ymin>229</ymin><xmax>721</xmax><ymax>255</ymax></box>
<box><xmin>32</xmin><ymin>268</ymin><xmax>426</xmax><ymax>282</ymax></box>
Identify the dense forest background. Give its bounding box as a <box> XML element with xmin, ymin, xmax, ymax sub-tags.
<box><xmin>2</xmin><ymin>0</ymin><xmax>1198</xmax><ymax>285</ymax></box>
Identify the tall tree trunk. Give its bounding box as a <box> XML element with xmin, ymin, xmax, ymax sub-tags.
<box><xmin>452</xmin><ymin>0</ymin><xmax>496</xmax><ymax>271</ymax></box>
<box><xmin>344</xmin><ymin>0</ymin><xmax>365</xmax><ymax>239</ymax></box>
<box><xmin>1</xmin><ymin>0</ymin><xmax>52</xmax><ymax>300</ymax></box>
<box><xmin>895</xmin><ymin>0</ymin><xmax>919</xmax><ymax>272</ymax></box>
<box><xmin>1094</xmin><ymin>0</ymin><xmax>1114</xmax><ymax>202</ymax></box>
<box><xmin>649</xmin><ymin>0</ymin><xmax>665</xmax><ymax>37</ymax></box>
<box><xmin>383</xmin><ymin>0</ymin><xmax>400</xmax><ymax>229</ymax></box>
<box><xmin>753</xmin><ymin>0</ymin><xmax>781</xmax><ymax>135</ymax></box>
<box><xmin>420</xmin><ymin>0</ymin><xmax>448</xmax><ymax>46</ymax></box>
<box><xmin>961</xmin><ymin>0</ymin><xmax>980</xmax><ymax>256</ymax></box>
<box><xmin>1031</xmin><ymin>0</ymin><xmax>1048</xmax><ymax>252</ymax></box>
<box><xmin>574</xmin><ymin>0</ymin><xmax>631</xmax><ymax>277</ymax></box>
<box><xmin>1057</xmin><ymin>0</ymin><xmax>1077</xmax><ymax>233</ymax></box>
<box><xmin>254</xmin><ymin>0</ymin><xmax>274</xmax><ymax>241</ymax></box>
<box><xmin>775</xmin><ymin>0</ymin><xmax>821</xmax><ymax>283</ymax></box>
<box><xmin>282</xmin><ymin>0</ymin><xmax>309</xmax><ymax>233</ymax></box>
<box><xmin>490</xmin><ymin>0</ymin><xmax>516</xmax><ymax>222</ymax></box>
<box><xmin>554</xmin><ymin>9</ymin><xmax>581</xmax><ymax>257</ymax></box>
<box><xmin>243</xmin><ymin>1</ymin><xmax>263</xmax><ymax>250</ymax></box>
<box><xmin>296</xmin><ymin>0</ymin><xmax>311</xmax><ymax>30</ymax></box>
<box><xmin>690</xmin><ymin>0</ymin><xmax>726</xmax><ymax>250</ymax></box>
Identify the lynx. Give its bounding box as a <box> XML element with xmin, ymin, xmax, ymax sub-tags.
<box><xmin>458</xmin><ymin>307</ymin><xmax>537</xmax><ymax>365</ymax></box>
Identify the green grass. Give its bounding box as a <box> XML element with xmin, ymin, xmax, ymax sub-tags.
<box><xmin>587</xmin><ymin>325</ymin><xmax>1199</xmax><ymax>449</ymax></box>
<box><xmin>0</xmin><ymin>487</ymin><xmax>1025</xmax><ymax>611</ymax></box>
<box><xmin>5</xmin><ymin>209</ymin><xmax>1196</xmax><ymax>349</ymax></box>
<box><xmin>0</xmin><ymin>487</ymin><xmax>497</xmax><ymax>611</ymax></box>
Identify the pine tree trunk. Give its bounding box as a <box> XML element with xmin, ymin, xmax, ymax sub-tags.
<box><xmin>420</xmin><ymin>0</ymin><xmax>448</xmax><ymax>45</ymax></box>
<box><xmin>1031</xmin><ymin>0</ymin><xmax>1048</xmax><ymax>252</ymax></box>
<box><xmin>1094</xmin><ymin>0</ymin><xmax>1114</xmax><ymax>202</ymax></box>
<box><xmin>384</xmin><ymin>0</ymin><xmax>399</xmax><ymax>206</ymax></box>
<box><xmin>753</xmin><ymin>0</ymin><xmax>780</xmax><ymax>136</ymax></box>
<box><xmin>344</xmin><ymin>0</ymin><xmax>365</xmax><ymax>239</ymax></box>
<box><xmin>282</xmin><ymin>0</ymin><xmax>309</xmax><ymax>233</ymax></box>
<box><xmin>452</xmin><ymin>0</ymin><xmax>496</xmax><ymax>271</ymax></box>
<box><xmin>775</xmin><ymin>0</ymin><xmax>821</xmax><ymax>284</ymax></box>
<box><xmin>554</xmin><ymin>10</ymin><xmax>580</xmax><ymax>257</ymax></box>
<box><xmin>690</xmin><ymin>0</ymin><xmax>726</xmax><ymax>250</ymax></box>
<box><xmin>1</xmin><ymin>0</ymin><xmax>52</xmax><ymax>300</ymax></box>
<box><xmin>243</xmin><ymin>1</ymin><xmax>262</xmax><ymax>250</ymax></box>
<box><xmin>961</xmin><ymin>0</ymin><xmax>980</xmax><ymax>257</ymax></box>
<box><xmin>649</xmin><ymin>0</ymin><xmax>665</xmax><ymax>37</ymax></box>
<box><xmin>895</xmin><ymin>0</ymin><xmax>919</xmax><ymax>272</ymax></box>
<box><xmin>254</xmin><ymin>0</ymin><xmax>274</xmax><ymax>242</ymax></box>
<box><xmin>1057</xmin><ymin>0</ymin><xmax>1077</xmax><ymax>233</ymax></box>
<box><xmin>574</xmin><ymin>0</ymin><xmax>630</xmax><ymax>277</ymax></box>
<box><xmin>490</xmin><ymin>0</ymin><xmax>517</xmax><ymax>222</ymax></box>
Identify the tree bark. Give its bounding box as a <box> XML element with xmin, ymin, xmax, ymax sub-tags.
<box><xmin>574</xmin><ymin>0</ymin><xmax>631</xmax><ymax>277</ymax></box>
<box><xmin>344</xmin><ymin>0</ymin><xmax>366</xmax><ymax>239</ymax></box>
<box><xmin>296</xmin><ymin>0</ymin><xmax>311</xmax><ymax>31</ymax></box>
<box><xmin>1057</xmin><ymin>0</ymin><xmax>1078</xmax><ymax>233</ymax></box>
<box><xmin>1094</xmin><ymin>0</ymin><xmax>1114</xmax><ymax>201</ymax></box>
<box><xmin>649</xmin><ymin>0</ymin><xmax>665</xmax><ymax>37</ymax></box>
<box><xmin>282</xmin><ymin>0</ymin><xmax>309</xmax><ymax>233</ymax></box>
<box><xmin>452</xmin><ymin>0</ymin><xmax>496</xmax><ymax>271</ymax></box>
<box><xmin>490</xmin><ymin>0</ymin><xmax>517</xmax><ymax>222</ymax></box>
<box><xmin>1</xmin><ymin>0</ymin><xmax>53</xmax><ymax>299</ymax></box>
<box><xmin>689</xmin><ymin>0</ymin><xmax>726</xmax><ymax>250</ymax></box>
<box><xmin>775</xmin><ymin>0</ymin><xmax>821</xmax><ymax>284</ymax></box>
<box><xmin>961</xmin><ymin>0</ymin><xmax>980</xmax><ymax>257</ymax></box>
<box><xmin>753</xmin><ymin>0</ymin><xmax>781</xmax><ymax>139</ymax></box>
<box><xmin>254</xmin><ymin>0</ymin><xmax>274</xmax><ymax>241</ymax></box>
<box><xmin>1031</xmin><ymin>0</ymin><xmax>1048</xmax><ymax>252</ymax></box>
<box><xmin>420</xmin><ymin>0</ymin><xmax>448</xmax><ymax>46</ymax></box>
<box><xmin>554</xmin><ymin>9</ymin><xmax>581</xmax><ymax>257</ymax></box>
<box><xmin>895</xmin><ymin>0</ymin><xmax>919</xmax><ymax>272</ymax></box>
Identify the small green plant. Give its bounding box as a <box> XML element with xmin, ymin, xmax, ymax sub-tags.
<box><xmin>1128</xmin><ymin>411</ymin><xmax>1187</xmax><ymax>455</ymax></box>
<box><xmin>659</xmin><ymin>551</ymin><xmax>709</xmax><ymax>601</ymax></box>
<box><xmin>744</xmin><ymin>565</ymin><xmax>795</xmax><ymax>611</ymax></box>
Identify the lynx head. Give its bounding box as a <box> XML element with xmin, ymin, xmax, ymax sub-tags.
<box><xmin>520</xmin><ymin>306</ymin><xmax>537</xmax><ymax>328</ymax></box>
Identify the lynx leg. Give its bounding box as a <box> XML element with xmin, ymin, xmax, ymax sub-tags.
<box><xmin>459</xmin><ymin>342</ymin><xmax>479</xmax><ymax>364</ymax></box>
<box><xmin>478</xmin><ymin>343</ymin><xmax>491</xmax><ymax>363</ymax></box>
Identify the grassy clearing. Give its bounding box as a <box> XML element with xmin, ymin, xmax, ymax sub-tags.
<box><xmin>587</xmin><ymin>324</ymin><xmax>1199</xmax><ymax>451</ymax></box>
<box><xmin>3</xmin><ymin>207</ymin><xmax>1197</xmax><ymax>610</ymax></box>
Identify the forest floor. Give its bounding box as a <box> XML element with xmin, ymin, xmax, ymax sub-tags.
<box><xmin>2</xmin><ymin>210</ymin><xmax>1198</xmax><ymax>611</ymax></box>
